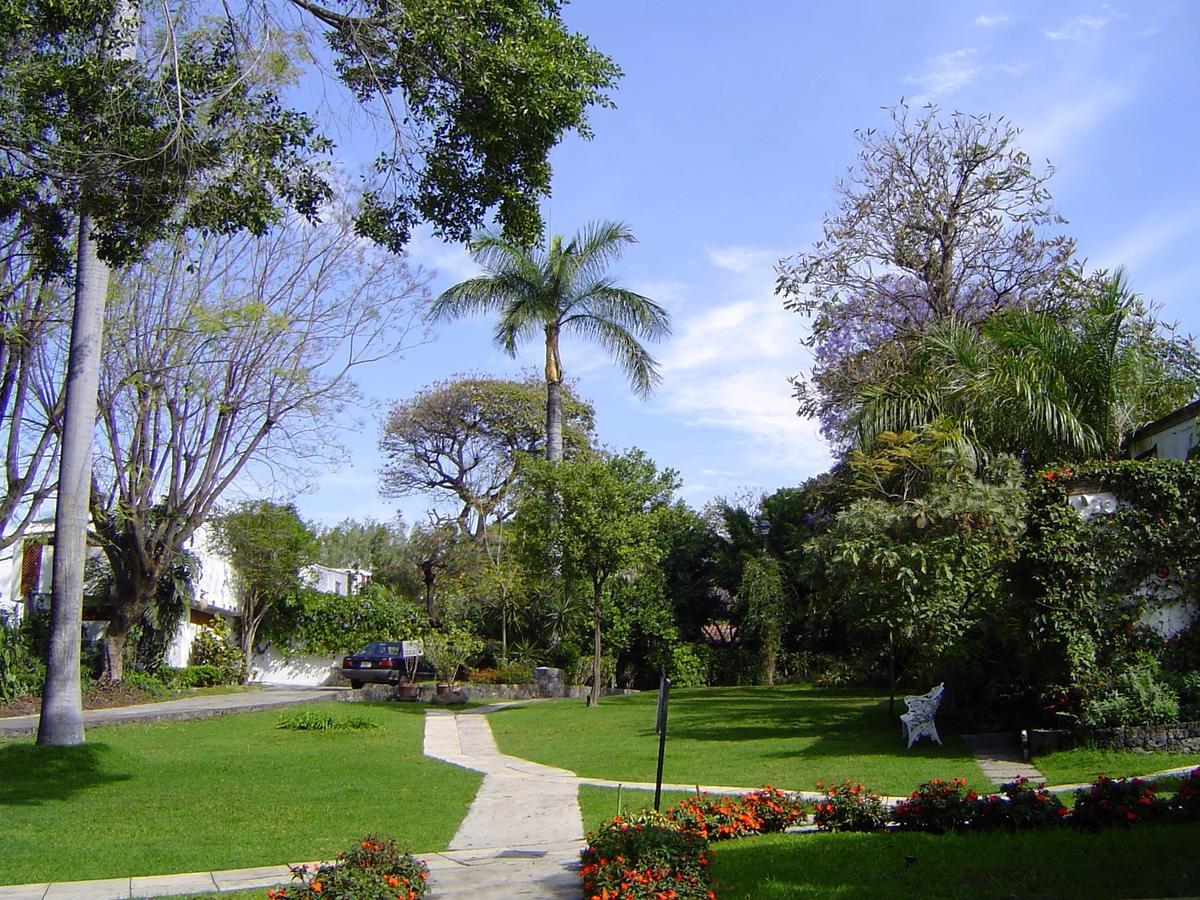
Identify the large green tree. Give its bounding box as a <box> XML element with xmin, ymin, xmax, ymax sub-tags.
<box><xmin>210</xmin><ymin>500</ymin><xmax>318</xmax><ymax>679</ymax></box>
<box><xmin>380</xmin><ymin>376</ymin><xmax>594</xmax><ymax>535</ymax></box>
<box><xmin>513</xmin><ymin>450</ymin><xmax>677</xmax><ymax>705</ymax></box>
<box><xmin>14</xmin><ymin>0</ymin><xmax>618</xmax><ymax>745</ymax></box>
<box><xmin>429</xmin><ymin>221</ymin><xmax>670</xmax><ymax>462</ymax></box>
<box><xmin>808</xmin><ymin>428</ymin><xmax>1027</xmax><ymax>714</ymax></box>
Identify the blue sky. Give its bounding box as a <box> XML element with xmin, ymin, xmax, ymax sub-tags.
<box><xmin>293</xmin><ymin>1</ymin><xmax>1200</xmax><ymax>529</ymax></box>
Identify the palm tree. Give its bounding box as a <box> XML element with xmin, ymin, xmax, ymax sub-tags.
<box><xmin>429</xmin><ymin>221</ymin><xmax>670</xmax><ymax>461</ymax></box>
<box><xmin>852</xmin><ymin>270</ymin><xmax>1199</xmax><ymax>468</ymax></box>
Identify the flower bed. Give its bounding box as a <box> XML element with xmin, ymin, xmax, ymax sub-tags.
<box><xmin>268</xmin><ymin>835</ymin><xmax>428</xmax><ymax>900</ymax></box>
<box><xmin>580</xmin><ymin>788</ymin><xmax>806</xmax><ymax>899</ymax></box>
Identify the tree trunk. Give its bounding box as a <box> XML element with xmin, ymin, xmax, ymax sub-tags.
<box><xmin>544</xmin><ymin>326</ymin><xmax>563</xmax><ymax>463</ymax></box>
<box><xmin>588</xmin><ymin>579</ymin><xmax>602</xmax><ymax>708</ymax></box>
<box><xmin>762</xmin><ymin>635</ymin><xmax>777</xmax><ymax>687</ymax></box>
<box><xmin>37</xmin><ymin>218</ymin><xmax>111</xmax><ymax>746</ymax></box>
<box><xmin>102</xmin><ymin>614</ymin><xmax>134</xmax><ymax>683</ymax></box>
<box><xmin>888</xmin><ymin>627</ymin><xmax>896</xmax><ymax>719</ymax></box>
<box><xmin>241</xmin><ymin>614</ymin><xmax>259</xmax><ymax>685</ymax></box>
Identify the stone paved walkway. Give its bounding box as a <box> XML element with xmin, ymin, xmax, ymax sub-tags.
<box><xmin>962</xmin><ymin>732</ymin><xmax>1047</xmax><ymax>785</ymax></box>
<box><xmin>422</xmin><ymin>708</ymin><xmax>584</xmax><ymax>898</ymax></box>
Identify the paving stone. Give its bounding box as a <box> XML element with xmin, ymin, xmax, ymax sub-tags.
<box><xmin>129</xmin><ymin>873</ymin><xmax>216</xmax><ymax>898</ymax></box>
<box><xmin>0</xmin><ymin>884</ymin><xmax>49</xmax><ymax>900</ymax></box>
<box><xmin>43</xmin><ymin>877</ymin><xmax>130</xmax><ymax>899</ymax></box>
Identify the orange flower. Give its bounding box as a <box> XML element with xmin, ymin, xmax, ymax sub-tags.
<box><xmin>311</xmin><ymin>882</ymin><xmax>323</xmax><ymax>894</ymax></box>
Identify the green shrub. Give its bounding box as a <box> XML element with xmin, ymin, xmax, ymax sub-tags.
<box><xmin>123</xmin><ymin>670</ymin><xmax>172</xmax><ymax>697</ymax></box>
<box><xmin>1078</xmin><ymin>662</ymin><xmax>1180</xmax><ymax>728</ymax></box>
<box><xmin>1072</xmin><ymin>776</ymin><xmax>1166</xmax><ymax>829</ymax></box>
<box><xmin>276</xmin><ymin>709</ymin><xmax>380</xmax><ymax>732</ymax></box>
<box><xmin>664</xmin><ymin>643</ymin><xmax>712</xmax><ymax>688</ymax></box>
<box><xmin>268</xmin><ymin>834</ymin><xmax>428</xmax><ymax>899</ymax></box>
<box><xmin>189</xmin><ymin>618</ymin><xmax>243</xmax><ymax>684</ymax></box>
<box><xmin>580</xmin><ymin>810</ymin><xmax>713</xmax><ymax>900</ymax></box>
<box><xmin>0</xmin><ymin>617</ymin><xmax>44</xmax><ymax>702</ymax></box>
<box><xmin>893</xmin><ymin>777</ymin><xmax>975</xmax><ymax>834</ymax></box>
<box><xmin>494</xmin><ymin>662</ymin><xmax>533</xmax><ymax>684</ymax></box>
<box><xmin>970</xmin><ymin>777</ymin><xmax>1067</xmax><ymax>831</ymax></box>
<box><xmin>165</xmin><ymin>665</ymin><xmax>225</xmax><ymax>688</ymax></box>
<box><xmin>811</xmin><ymin>780</ymin><xmax>888</xmax><ymax>832</ymax></box>
<box><xmin>266</xmin><ymin>583</ymin><xmax>427</xmax><ymax>659</ymax></box>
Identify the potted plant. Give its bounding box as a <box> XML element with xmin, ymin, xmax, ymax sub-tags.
<box><xmin>424</xmin><ymin>625</ymin><xmax>482</xmax><ymax>704</ymax></box>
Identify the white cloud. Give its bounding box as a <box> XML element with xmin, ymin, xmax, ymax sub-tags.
<box><xmin>1017</xmin><ymin>84</ymin><xmax>1131</xmax><ymax>162</ymax></box>
<box><xmin>974</xmin><ymin>13</ymin><xmax>1011</xmax><ymax>27</ymax></box>
<box><xmin>1093</xmin><ymin>210</ymin><xmax>1200</xmax><ymax>274</ymax></box>
<box><xmin>706</xmin><ymin>245</ymin><xmax>777</xmax><ymax>276</ymax></box>
<box><xmin>906</xmin><ymin>49</ymin><xmax>979</xmax><ymax>96</ymax></box>
<box><xmin>1044</xmin><ymin>8</ymin><xmax>1124</xmax><ymax>42</ymax></box>
<box><xmin>403</xmin><ymin>228</ymin><xmax>481</xmax><ymax>284</ymax></box>
<box><xmin>654</xmin><ymin>291</ymin><xmax>831</xmax><ymax>479</ymax></box>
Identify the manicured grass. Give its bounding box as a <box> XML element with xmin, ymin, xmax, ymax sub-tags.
<box><xmin>710</xmin><ymin>824</ymin><xmax>1200</xmax><ymax>898</ymax></box>
<box><xmin>578</xmin><ymin>785</ymin><xmax>697</xmax><ymax>833</ymax></box>
<box><xmin>1035</xmin><ymin>746</ymin><xmax>1200</xmax><ymax>786</ymax></box>
<box><xmin>0</xmin><ymin>702</ymin><xmax>481</xmax><ymax>885</ymax></box>
<box><xmin>490</xmin><ymin>685</ymin><xmax>990</xmax><ymax>795</ymax></box>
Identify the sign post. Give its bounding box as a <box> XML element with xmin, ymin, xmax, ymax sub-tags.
<box><xmin>654</xmin><ymin>667</ymin><xmax>670</xmax><ymax>812</ymax></box>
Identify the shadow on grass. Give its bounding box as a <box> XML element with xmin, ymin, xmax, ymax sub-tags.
<box><xmin>0</xmin><ymin>742</ymin><xmax>130</xmax><ymax>806</ymax></box>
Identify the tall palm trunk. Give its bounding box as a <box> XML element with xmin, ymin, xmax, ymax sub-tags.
<box><xmin>544</xmin><ymin>324</ymin><xmax>563</xmax><ymax>462</ymax></box>
<box><xmin>37</xmin><ymin>218</ymin><xmax>110</xmax><ymax>746</ymax></box>
<box><xmin>588</xmin><ymin>577</ymin><xmax>603</xmax><ymax>707</ymax></box>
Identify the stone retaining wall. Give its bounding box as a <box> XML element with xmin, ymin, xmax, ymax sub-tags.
<box><xmin>1027</xmin><ymin>720</ymin><xmax>1200</xmax><ymax>756</ymax></box>
<box><xmin>350</xmin><ymin>682</ymin><xmax>636</xmax><ymax>703</ymax></box>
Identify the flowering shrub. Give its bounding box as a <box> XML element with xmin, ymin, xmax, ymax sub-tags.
<box><xmin>969</xmin><ymin>777</ymin><xmax>1067</xmax><ymax>831</ymax></box>
<box><xmin>580</xmin><ymin>811</ymin><xmax>714</xmax><ymax>900</ymax></box>
<box><xmin>740</xmin><ymin>787</ymin><xmax>808</xmax><ymax>833</ymax></box>
<box><xmin>1168</xmin><ymin>767</ymin><xmax>1200</xmax><ymax>822</ymax></box>
<box><xmin>267</xmin><ymin>835</ymin><xmax>428</xmax><ymax>899</ymax></box>
<box><xmin>666</xmin><ymin>787</ymin><xmax>805</xmax><ymax>841</ymax></box>
<box><xmin>893</xmin><ymin>777</ymin><xmax>974</xmax><ymax>834</ymax></box>
<box><xmin>1071</xmin><ymin>776</ymin><xmax>1166</xmax><ymax>829</ymax></box>
<box><xmin>811</xmin><ymin>780</ymin><xmax>888</xmax><ymax>832</ymax></box>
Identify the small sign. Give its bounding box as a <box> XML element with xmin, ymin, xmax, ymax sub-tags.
<box><xmin>656</xmin><ymin>675</ymin><xmax>670</xmax><ymax>735</ymax></box>
<box><xmin>401</xmin><ymin>640</ymin><xmax>424</xmax><ymax>659</ymax></box>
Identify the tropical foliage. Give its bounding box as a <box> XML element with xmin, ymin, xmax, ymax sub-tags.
<box><xmin>430</xmin><ymin>221</ymin><xmax>669</xmax><ymax>461</ymax></box>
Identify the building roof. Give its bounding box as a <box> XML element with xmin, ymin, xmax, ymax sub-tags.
<box><xmin>1129</xmin><ymin>398</ymin><xmax>1200</xmax><ymax>447</ymax></box>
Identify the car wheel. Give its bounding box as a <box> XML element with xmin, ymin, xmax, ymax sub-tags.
<box><xmin>350</xmin><ymin>679</ymin><xmax>363</xmax><ymax>689</ymax></box>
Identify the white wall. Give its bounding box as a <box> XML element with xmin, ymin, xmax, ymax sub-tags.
<box><xmin>249</xmin><ymin>645</ymin><xmax>340</xmax><ymax>686</ymax></box>
<box><xmin>1130</xmin><ymin>416</ymin><xmax>1197</xmax><ymax>461</ymax></box>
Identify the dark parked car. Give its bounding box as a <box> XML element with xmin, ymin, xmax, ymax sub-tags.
<box><xmin>339</xmin><ymin>642</ymin><xmax>424</xmax><ymax>689</ymax></box>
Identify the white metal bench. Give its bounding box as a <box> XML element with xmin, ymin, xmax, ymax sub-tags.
<box><xmin>900</xmin><ymin>683</ymin><xmax>944</xmax><ymax>748</ymax></box>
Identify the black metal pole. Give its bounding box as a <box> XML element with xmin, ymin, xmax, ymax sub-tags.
<box><xmin>654</xmin><ymin>668</ymin><xmax>669</xmax><ymax>812</ymax></box>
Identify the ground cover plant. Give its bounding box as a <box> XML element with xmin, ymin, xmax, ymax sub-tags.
<box><xmin>709</xmin><ymin>823</ymin><xmax>1200</xmax><ymax>898</ymax></box>
<box><xmin>0</xmin><ymin>703</ymin><xmax>480</xmax><ymax>885</ymax></box>
<box><xmin>1033</xmin><ymin>745</ymin><xmax>1200</xmax><ymax>785</ymax></box>
<box><xmin>490</xmin><ymin>685</ymin><xmax>990</xmax><ymax>795</ymax></box>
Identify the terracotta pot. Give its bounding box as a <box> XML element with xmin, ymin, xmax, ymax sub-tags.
<box><xmin>394</xmin><ymin>683</ymin><xmax>420</xmax><ymax>701</ymax></box>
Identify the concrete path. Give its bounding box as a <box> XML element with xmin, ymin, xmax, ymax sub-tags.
<box><xmin>962</xmin><ymin>732</ymin><xmax>1047</xmax><ymax>785</ymax></box>
<box><xmin>0</xmin><ymin>686</ymin><xmax>349</xmax><ymax>739</ymax></box>
<box><xmin>422</xmin><ymin>708</ymin><xmax>584</xmax><ymax>898</ymax></box>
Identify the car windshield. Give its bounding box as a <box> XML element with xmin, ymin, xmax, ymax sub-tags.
<box><xmin>360</xmin><ymin>643</ymin><xmax>402</xmax><ymax>656</ymax></box>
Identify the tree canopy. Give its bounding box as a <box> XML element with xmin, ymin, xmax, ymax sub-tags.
<box><xmin>777</xmin><ymin>102</ymin><xmax>1075</xmax><ymax>445</ymax></box>
<box><xmin>429</xmin><ymin>221</ymin><xmax>669</xmax><ymax>461</ymax></box>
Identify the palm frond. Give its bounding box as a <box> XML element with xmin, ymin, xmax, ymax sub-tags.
<box><xmin>564</xmin><ymin>314</ymin><xmax>662</xmax><ymax>396</ymax></box>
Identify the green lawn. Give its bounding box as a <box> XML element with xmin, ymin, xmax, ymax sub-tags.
<box><xmin>1035</xmin><ymin>745</ymin><xmax>1200</xmax><ymax>786</ymax></box>
<box><xmin>709</xmin><ymin>824</ymin><xmax>1200</xmax><ymax>898</ymax></box>
<box><xmin>490</xmin><ymin>685</ymin><xmax>990</xmax><ymax>795</ymax></box>
<box><xmin>0</xmin><ymin>702</ymin><xmax>480</xmax><ymax>885</ymax></box>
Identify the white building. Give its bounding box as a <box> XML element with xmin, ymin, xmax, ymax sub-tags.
<box><xmin>1128</xmin><ymin>400</ymin><xmax>1199</xmax><ymax>461</ymax></box>
<box><xmin>0</xmin><ymin>522</ymin><xmax>361</xmax><ymax>686</ymax></box>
